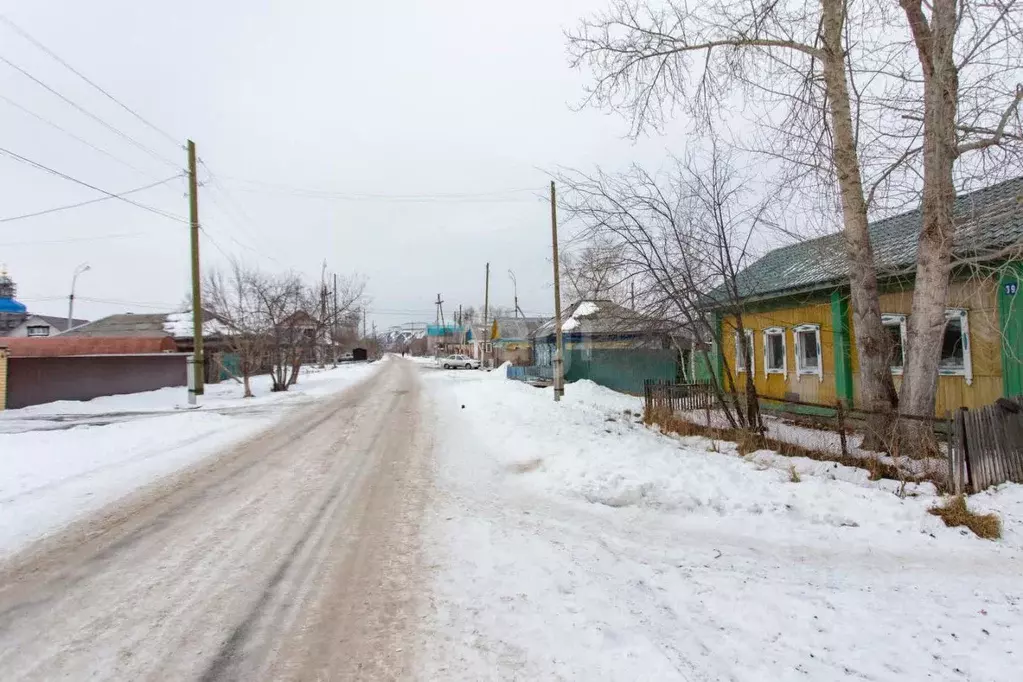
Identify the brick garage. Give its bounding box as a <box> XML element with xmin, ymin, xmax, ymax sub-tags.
<box><xmin>0</xmin><ymin>337</ymin><xmax>187</xmax><ymax>410</ymax></box>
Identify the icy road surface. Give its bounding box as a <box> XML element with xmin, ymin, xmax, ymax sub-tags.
<box><xmin>0</xmin><ymin>359</ymin><xmax>430</xmax><ymax>680</ymax></box>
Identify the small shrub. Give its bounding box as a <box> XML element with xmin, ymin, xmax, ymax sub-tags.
<box><xmin>928</xmin><ymin>495</ymin><xmax>1001</xmax><ymax>540</ymax></box>
<box><xmin>789</xmin><ymin>466</ymin><xmax>801</xmax><ymax>483</ymax></box>
<box><xmin>736</xmin><ymin>431</ymin><xmax>765</xmax><ymax>456</ymax></box>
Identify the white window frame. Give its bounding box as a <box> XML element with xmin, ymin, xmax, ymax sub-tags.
<box><xmin>26</xmin><ymin>325</ymin><xmax>50</xmax><ymax>337</ymax></box>
<box><xmin>734</xmin><ymin>329</ymin><xmax>755</xmax><ymax>374</ymax></box>
<box><xmin>881</xmin><ymin>314</ymin><xmax>908</xmax><ymax>375</ymax></box>
<box><xmin>939</xmin><ymin>308</ymin><xmax>973</xmax><ymax>385</ymax></box>
<box><xmin>793</xmin><ymin>324</ymin><xmax>823</xmax><ymax>380</ymax></box>
<box><xmin>762</xmin><ymin>327</ymin><xmax>787</xmax><ymax>376</ymax></box>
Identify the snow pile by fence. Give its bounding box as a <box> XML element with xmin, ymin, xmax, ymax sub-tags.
<box><xmin>427</xmin><ymin>373</ymin><xmax>1014</xmax><ymax>543</ymax></box>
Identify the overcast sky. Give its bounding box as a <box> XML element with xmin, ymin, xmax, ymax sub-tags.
<box><xmin>0</xmin><ymin>0</ymin><xmax>694</xmax><ymax>331</ymax></box>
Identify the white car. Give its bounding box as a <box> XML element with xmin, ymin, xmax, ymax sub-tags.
<box><xmin>439</xmin><ymin>354</ymin><xmax>480</xmax><ymax>370</ymax></box>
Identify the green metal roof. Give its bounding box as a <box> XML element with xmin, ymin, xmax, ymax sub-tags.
<box><xmin>714</xmin><ymin>177</ymin><xmax>1023</xmax><ymax>305</ymax></box>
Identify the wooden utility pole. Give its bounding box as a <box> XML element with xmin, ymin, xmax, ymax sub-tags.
<box><xmin>187</xmin><ymin>139</ymin><xmax>204</xmax><ymax>396</ymax></box>
<box><xmin>550</xmin><ymin>181</ymin><xmax>564</xmax><ymax>401</ymax></box>
<box><xmin>333</xmin><ymin>273</ymin><xmax>338</xmax><ymax>366</ymax></box>
<box><xmin>363</xmin><ymin>309</ymin><xmax>367</xmax><ymax>338</ymax></box>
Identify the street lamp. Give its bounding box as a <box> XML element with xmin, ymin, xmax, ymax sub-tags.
<box><xmin>68</xmin><ymin>263</ymin><xmax>90</xmax><ymax>331</ymax></box>
<box><xmin>508</xmin><ymin>269</ymin><xmax>520</xmax><ymax>318</ymax></box>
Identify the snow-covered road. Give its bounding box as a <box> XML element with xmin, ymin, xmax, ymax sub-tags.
<box><xmin>0</xmin><ymin>362</ymin><xmax>379</xmax><ymax>553</ymax></box>
<box><xmin>0</xmin><ymin>359</ymin><xmax>430</xmax><ymax>680</ymax></box>
<box><xmin>417</xmin><ymin>369</ymin><xmax>1023</xmax><ymax>681</ymax></box>
<box><xmin>1</xmin><ymin>360</ymin><xmax>1020</xmax><ymax>680</ymax></box>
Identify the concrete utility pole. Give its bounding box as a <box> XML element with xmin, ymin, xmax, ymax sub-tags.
<box><xmin>187</xmin><ymin>140</ymin><xmax>204</xmax><ymax>396</ymax></box>
<box><xmin>550</xmin><ymin>181</ymin><xmax>565</xmax><ymax>401</ymax></box>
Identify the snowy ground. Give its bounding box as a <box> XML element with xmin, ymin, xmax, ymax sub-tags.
<box><xmin>418</xmin><ymin>372</ymin><xmax>1023</xmax><ymax>681</ymax></box>
<box><xmin>0</xmin><ymin>361</ymin><xmax>381</xmax><ymax>554</ymax></box>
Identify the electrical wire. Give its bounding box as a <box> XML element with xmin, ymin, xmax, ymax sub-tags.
<box><xmin>199</xmin><ymin>226</ymin><xmax>237</xmax><ymax>262</ymax></box>
<box><xmin>221</xmin><ymin>176</ymin><xmax>542</xmax><ymax>203</ymax></box>
<box><xmin>0</xmin><ymin>53</ymin><xmax>181</xmax><ymax>170</ymax></box>
<box><xmin>0</xmin><ymin>14</ymin><xmax>181</xmax><ymax>146</ymax></box>
<box><xmin>0</xmin><ymin>231</ymin><xmax>148</xmax><ymax>247</ymax></box>
<box><xmin>78</xmin><ymin>296</ymin><xmax>182</xmax><ymax>310</ymax></box>
<box><xmin>0</xmin><ymin>175</ymin><xmax>182</xmax><ymax>224</ymax></box>
<box><xmin>199</xmin><ymin>164</ymin><xmax>287</xmax><ymax>267</ymax></box>
<box><xmin>0</xmin><ymin>145</ymin><xmax>190</xmax><ymax>224</ymax></box>
<box><xmin>0</xmin><ymin>93</ymin><xmax>156</xmax><ymax>178</ymax></box>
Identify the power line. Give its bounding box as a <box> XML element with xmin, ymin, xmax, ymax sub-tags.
<box><xmin>199</xmin><ymin>226</ymin><xmax>236</xmax><ymax>262</ymax></box>
<box><xmin>199</xmin><ymin>163</ymin><xmax>287</xmax><ymax>267</ymax></box>
<box><xmin>0</xmin><ymin>14</ymin><xmax>181</xmax><ymax>146</ymax></box>
<box><xmin>0</xmin><ymin>231</ymin><xmax>148</xmax><ymax>247</ymax></box>
<box><xmin>0</xmin><ymin>93</ymin><xmax>156</xmax><ymax>177</ymax></box>
<box><xmin>78</xmin><ymin>296</ymin><xmax>182</xmax><ymax>310</ymax></box>
<box><xmin>0</xmin><ymin>52</ymin><xmax>181</xmax><ymax>170</ymax></box>
<box><xmin>221</xmin><ymin>176</ymin><xmax>542</xmax><ymax>203</ymax></box>
<box><xmin>0</xmin><ymin>175</ymin><xmax>181</xmax><ymax>224</ymax></box>
<box><xmin>0</xmin><ymin>145</ymin><xmax>190</xmax><ymax>224</ymax></box>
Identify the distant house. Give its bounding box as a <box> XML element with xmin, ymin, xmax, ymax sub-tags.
<box><xmin>0</xmin><ymin>271</ymin><xmax>89</xmax><ymax>337</ymax></box>
<box><xmin>490</xmin><ymin>317</ymin><xmax>545</xmax><ymax>366</ymax></box>
<box><xmin>8</xmin><ymin>314</ymin><xmax>89</xmax><ymax>338</ymax></box>
<box><xmin>704</xmin><ymin>176</ymin><xmax>1023</xmax><ymax>414</ymax></box>
<box><xmin>427</xmin><ymin>323</ymin><xmax>470</xmax><ymax>356</ymax></box>
<box><xmin>0</xmin><ymin>270</ymin><xmax>29</xmax><ymax>336</ymax></box>
<box><xmin>530</xmin><ymin>300</ymin><xmax>689</xmax><ymax>393</ymax></box>
<box><xmin>64</xmin><ymin>310</ymin><xmax>232</xmax><ymax>380</ymax></box>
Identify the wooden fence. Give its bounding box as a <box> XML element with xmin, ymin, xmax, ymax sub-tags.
<box><xmin>506</xmin><ymin>365</ymin><xmax>554</xmax><ymax>383</ymax></box>
<box><xmin>643</xmin><ymin>380</ymin><xmax>949</xmax><ymax>461</ymax></box>
<box><xmin>644</xmin><ymin>380</ymin><xmax>716</xmax><ymax>413</ymax></box>
<box><xmin>949</xmin><ymin>398</ymin><xmax>1023</xmax><ymax>494</ymax></box>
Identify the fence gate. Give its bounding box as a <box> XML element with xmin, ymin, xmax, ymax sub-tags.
<box><xmin>950</xmin><ymin>398</ymin><xmax>1023</xmax><ymax>494</ymax></box>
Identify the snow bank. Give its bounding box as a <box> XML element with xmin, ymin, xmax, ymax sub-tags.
<box><xmin>3</xmin><ymin>362</ymin><xmax>380</xmax><ymax>419</ymax></box>
<box><xmin>424</xmin><ymin>371</ymin><xmax>1021</xmax><ymax>544</ymax></box>
<box><xmin>0</xmin><ymin>361</ymin><xmax>381</xmax><ymax>554</ymax></box>
<box><xmin>419</xmin><ymin>367</ymin><xmax>1023</xmax><ymax>681</ymax></box>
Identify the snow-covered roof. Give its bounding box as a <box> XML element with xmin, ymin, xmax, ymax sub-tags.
<box><xmin>533</xmin><ymin>300</ymin><xmax>674</xmax><ymax>339</ymax></box>
<box><xmin>162</xmin><ymin>311</ymin><xmax>233</xmax><ymax>338</ymax></box>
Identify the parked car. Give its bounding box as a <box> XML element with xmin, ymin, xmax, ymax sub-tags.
<box><xmin>439</xmin><ymin>354</ymin><xmax>480</xmax><ymax>370</ymax></box>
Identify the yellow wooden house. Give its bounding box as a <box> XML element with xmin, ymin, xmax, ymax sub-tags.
<box><xmin>708</xmin><ymin>178</ymin><xmax>1023</xmax><ymax>416</ymax></box>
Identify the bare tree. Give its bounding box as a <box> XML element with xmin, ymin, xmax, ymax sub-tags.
<box><xmin>893</xmin><ymin>0</ymin><xmax>1023</xmax><ymax>454</ymax></box>
<box><xmin>561</xmin><ymin>240</ymin><xmax>632</xmax><ymax>305</ymax></box>
<box><xmin>567</xmin><ymin>0</ymin><xmax>900</xmax><ymax>447</ymax></box>
<box><xmin>558</xmin><ymin>141</ymin><xmax>770</xmax><ymax>433</ymax></box>
<box><xmin>203</xmin><ymin>262</ymin><xmax>268</xmax><ymax>398</ymax></box>
<box><xmin>205</xmin><ymin>263</ymin><xmax>366</xmax><ymax>394</ymax></box>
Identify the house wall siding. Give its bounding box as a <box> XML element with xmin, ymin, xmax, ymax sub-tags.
<box><xmin>722</xmin><ymin>301</ymin><xmax>838</xmax><ymax>405</ymax></box>
<box><xmin>0</xmin><ymin>348</ymin><xmax>7</xmax><ymax>410</ymax></box>
<box><xmin>721</xmin><ymin>276</ymin><xmax>1005</xmax><ymax>415</ymax></box>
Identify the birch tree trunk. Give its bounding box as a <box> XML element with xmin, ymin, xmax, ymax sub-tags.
<box><xmin>897</xmin><ymin>0</ymin><xmax>960</xmax><ymax>456</ymax></box>
<box><xmin>820</xmin><ymin>0</ymin><xmax>900</xmax><ymax>449</ymax></box>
